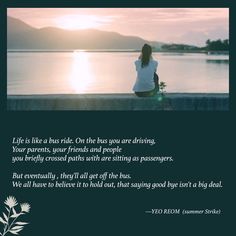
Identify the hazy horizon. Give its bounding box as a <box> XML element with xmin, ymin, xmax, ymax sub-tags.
<box><xmin>8</xmin><ymin>8</ymin><xmax>229</xmax><ymax>46</ymax></box>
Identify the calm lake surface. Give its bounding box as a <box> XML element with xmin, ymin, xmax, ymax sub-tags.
<box><xmin>7</xmin><ymin>52</ymin><xmax>229</xmax><ymax>94</ymax></box>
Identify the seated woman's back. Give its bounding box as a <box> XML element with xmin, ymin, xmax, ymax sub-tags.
<box><xmin>133</xmin><ymin>59</ymin><xmax>158</xmax><ymax>92</ymax></box>
<box><xmin>133</xmin><ymin>44</ymin><xmax>159</xmax><ymax>97</ymax></box>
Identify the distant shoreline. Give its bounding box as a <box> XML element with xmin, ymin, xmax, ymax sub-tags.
<box><xmin>7</xmin><ymin>49</ymin><xmax>140</xmax><ymax>53</ymax></box>
<box><xmin>7</xmin><ymin>49</ymin><xmax>229</xmax><ymax>55</ymax></box>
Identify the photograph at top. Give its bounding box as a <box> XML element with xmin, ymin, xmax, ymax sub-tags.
<box><xmin>7</xmin><ymin>8</ymin><xmax>229</xmax><ymax>110</ymax></box>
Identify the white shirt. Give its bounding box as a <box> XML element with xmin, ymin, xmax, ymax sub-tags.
<box><xmin>133</xmin><ymin>59</ymin><xmax>158</xmax><ymax>92</ymax></box>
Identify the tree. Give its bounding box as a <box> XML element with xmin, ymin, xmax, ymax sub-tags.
<box><xmin>205</xmin><ymin>39</ymin><xmax>229</xmax><ymax>51</ymax></box>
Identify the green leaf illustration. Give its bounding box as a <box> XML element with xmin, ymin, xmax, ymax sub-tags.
<box><xmin>0</xmin><ymin>217</ymin><xmax>7</xmax><ymax>224</ymax></box>
<box><xmin>9</xmin><ymin>228</ymin><xmax>23</xmax><ymax>235</ymax></box>
<box><xmin>2</xmin><ymin>214</ymin><xmax>8</xmax><ymax>222</ymax></box>
<box><xmin>8</xmin><ymin>230</ymin><xmax>19</xmax><ymax>235</ymax></box>
<box><xmin>10</xmin><ymin>213</ymin><xmax>21</xmax><ymax>219</ymax></box>
<box><xmin>5</xmin><ymin>208</ymin><xmax>10</xmax><ymax>213</ymax></box>
<box><xmin>10</xmin><ymin>226</ymin><xmax>24</xmax><ymax>231</ymax></box>
<box><xmin>12</xmin><ymin>208</ymin><xmax>17</xmax><ymax>216</ymax></box>
<box><xmin>15</xmin><ymin>222</ymin><xmax>28</xmax><ymax>226</ymax></box>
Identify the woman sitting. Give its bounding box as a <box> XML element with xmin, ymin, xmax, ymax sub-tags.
<box><xmin>133</xmin><ymin>44</ymin><xmax>159</xmax><ymax>97</ymax></box>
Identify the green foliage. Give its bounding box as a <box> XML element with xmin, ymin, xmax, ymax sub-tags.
<box><xmin>160</xmin><ymin>44</ymin><xmax>199</xmax><ymax>51</ymax></box>
<box><xmin>157</xmin><ymin>39</ymin><xmax>229</xmax><ymax>52</ymax></box>
<box><xmin>205</xmin><ymin>39</ymin><xmax>229</xmax><ymax>51</ymax></box>
<box><xmin>159</xmin><ymin>81</ymin><xmax>167</xmax><ymax>94</ymax></box>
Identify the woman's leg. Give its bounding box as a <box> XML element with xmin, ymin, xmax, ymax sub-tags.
<box><xmin>153</xmin><ymin>73</ymin><xmax>159</xmax><ymax>92</ymax></box>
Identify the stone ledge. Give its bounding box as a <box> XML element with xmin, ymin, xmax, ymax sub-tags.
<box><xmin>7</xmin><ymin>93</ymin><xmax>229</xmax><ymax>111</ymax></box>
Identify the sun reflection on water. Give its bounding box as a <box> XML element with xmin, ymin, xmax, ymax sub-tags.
<box><xmin>70</xmin><ymin>51</ymin><xmax>94</xmax><ymax>93</ymax></box>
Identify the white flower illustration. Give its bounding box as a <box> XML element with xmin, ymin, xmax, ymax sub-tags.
<box><xmin>0</xmin><ymin>196</ymin><xmax>31</xmax><ymax>236</ymax></box>
<box><xmin>20</xmin><ymin>203</ymin><xmax>30</xmax><ymax>213</ymax></box>
<box><xmin>4</xmin><ymin>197</ymin><xmax>18</xmax><ymax>209</ymax></box>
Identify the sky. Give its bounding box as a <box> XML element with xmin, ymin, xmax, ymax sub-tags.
<box><xmin>7</xmin><ymin>8</ymin><xmax>229</xmax><ymax>46</ymax></box>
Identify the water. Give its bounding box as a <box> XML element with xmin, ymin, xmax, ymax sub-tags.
<box><xmin>7</xmin><ymin>52</ymin><xmax>229</xmax><ymax>95</ymax></box>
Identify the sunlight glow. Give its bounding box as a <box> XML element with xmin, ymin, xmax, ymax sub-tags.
<box><xmin>55</xmin><ymin>14</ymin><xmax>108</xmax><ymax>30</ymax></box>
<box><xmin>70</xmin><ymin>51</ymin><xmax>94</xmax><ymax>93</ymax></box>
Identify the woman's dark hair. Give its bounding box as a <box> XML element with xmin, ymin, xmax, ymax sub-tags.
<box><xmin>141</xmin><ymin>44</ymin><xmax>152</xmax><ymax>68</ymax></box>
